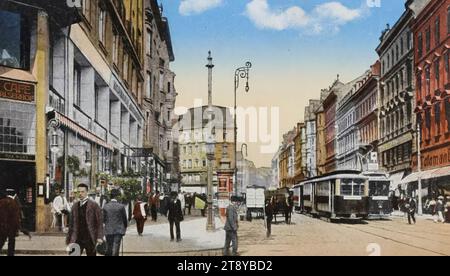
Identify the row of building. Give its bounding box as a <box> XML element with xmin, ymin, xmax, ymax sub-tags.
<box><xmin>0</xmin><ymin>0</ymin><xmax>179</xmax><ymax>232</ymax></box>
<box><xmin>273</xmin><ymin>0</ymin><xmax>450</xmax><ymax>200</ymax></box>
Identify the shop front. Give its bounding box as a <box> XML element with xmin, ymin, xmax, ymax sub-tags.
<box><xmin>0</xmin><ymin>77</ymin><xmax>37</xmax><ymax>231</ymax></box>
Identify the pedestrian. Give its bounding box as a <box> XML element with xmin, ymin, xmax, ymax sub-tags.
<box><xmin>150</xmin><ymin>191</ymin><xmax>160</xmax><ymax>222</ymax></box>
<box><xmin>285</xmin><ymin>192</ymin><xmax>294</xmax><ymax>224</ymax></box>
<box><xmin>445</xmin><ymin>196</ymin><xmax>450</xmax><ymax>223</ymax></box>
<box><xmin>434</xmin><ymin>196</ymin><xmax>445</xmax><ymax>223</ymax></box>
<box><xmin>66</xmin><ymin>183</ymin><xmax>104</xmax><ymax>256</ymax></box>
<box><xmin>200</xmin><ymin>193</ymin><xmax>207</xmax><ymax>217</ymax></box>
<box><xmin>133</xmin><ymin>195</ymin><xmax>147</xmax><ymax>236</ymax></box>
<box><xmin>103</xmin><ymin>189</ymin><xmax>128</xmax><ymax>256</ymax></box>
<box><xmin>186</xmin><ymin>193</ymin><xmax>192</xmax><ymax>215</ymax></box>
<box><xmin>167</xmin><ymin>191</ymin><xmax>183</xmax><ymax>242</ymax></box>
<box><xmin>0</xmin><ymin>189</ymin><xmax>21</xmax><ymax>256</ymax></box>
<box><xmin>94</xmin><ymin>187</ymin><xmax>108</xmax><ymax>208</ymax></box>
<box><xmin>179</xmin><ymin>191</ymin><xmax>186</xmax><ymax>216</ymax></box>
<box><xmin>52</xmin><ymin>188</ymin><xmax>69</xmax><ymax>232</ymax></box>
<box><xmin>426</xmin><ymin>197</ymin><xmax>437</xmax><ymax>216</ymax></box>
<box><xmin>223</xmin><ymin>196</ymin><xmax>239</xmax><ymax>256</ymax></box>
<box><xmin>405</xmin><ymin>197</ymin><xmax>416</xmax><ymax>225</ymax></box>
<box><xmin>265</xmin><ymin>198</ymin><xmax>273</xmax><ymax>238</ymax></box>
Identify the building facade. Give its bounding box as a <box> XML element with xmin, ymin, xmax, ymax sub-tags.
<box><xmin>377</xmin><ymin>5</ymin><xmax>416</xmax><ymax>184</ymax></box>
<box><xmin>143</xmin><ymin>0</ymin><xmax>178</xmax><ymax>193</ymax></box>
<box><xmin>336</xmin><ymin>74</ymin><xmax>368</xmax><ymax>171</ymax></box>
<box><xmin>354</xmin><ymin>62</ymin><xmax>381</xmax><ymax>171</ymax></box>
<box><xmin>305</xmin><ymin>100</ymin><xmax>320</xmax><ymax>178</ymax></box>
<box><xmin>279</xmin><ymin>128</ymin><xmax>296</xmax><ymax>188</ymax></box>
<box><xmin>315</xmin><ymin>89</ymin><xmax>330</xmax><ymax>176</ymax></box>
<box><xmin>294</xmin><ymin>122</ymin><xmax>305</xmax><ymax>183</ymax></box>
<box><xmin>323</xmin><ymin>79</ymin><xmax>345</xmax><ymax>173</ymax></box>
<box><xmin>178</xmin><ymin>105</ymin><xmax>235</xmax><ymax>194</ymax></box>
<box><xmin>403</xmin><ymin>0</ymin><xmax>450</xmax><ymax>198</ymax></box>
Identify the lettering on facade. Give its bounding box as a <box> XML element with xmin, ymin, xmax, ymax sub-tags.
<box><xmin>0</xmin><ymin>79</ymin><xmax>35</xmax><ymax>102</ymax></box>
<box><xmin>0</xmin><ymin>153</ymin><xmax>35</xmax><ymax>161</ymax></box>
<box><xmin>413</xmin><ymin>147</ymin><xmax>450</xmax><ymax>169</ymax></box>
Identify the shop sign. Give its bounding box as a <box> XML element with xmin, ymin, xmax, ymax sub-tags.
<box><xmin>0</xmin><ymin>79</ymin><xmax>35</xmax><ymax>102</ymax></box>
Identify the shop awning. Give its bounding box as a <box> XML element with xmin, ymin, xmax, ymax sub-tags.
<box><xmin>54</xmin><ymin>112</ymin><xmax>114</xmax><ymax>151</ymax></box>
<box><xmin>399</xmin><ymin>166</ymin><xmax>450</xmax><ymax>187</ymax></box>
<box><xmin>389</xmin><ymin>172</ymin><xmax>404</xmax><ymax>190</ymax></box>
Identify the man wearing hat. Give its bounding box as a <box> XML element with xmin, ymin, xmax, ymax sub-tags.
<box><xmin>224</xmin><ymin>196</ymin><xmax>239</xmax><ymax>256</ymax></box>
<box><xmin>0</xmin><ymin>188</ymin><xmax>21</xmax><ymax>256</ymax></box>
<box><xmin>103</xmin><ymin>189</ymin><xmax>127</xmax><ymax>256</ymax></box>
<box><xmin>434</xmin><ymin>196</ymin><xmax>445</xmax><ymax>223</ymax></box>
<box><xmin>167</xmin><ymin>191</ymin><xmax>183</xmax><ymax>242</ymax></box>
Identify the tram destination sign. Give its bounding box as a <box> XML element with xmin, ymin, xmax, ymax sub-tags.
<box><xmin>0</xmin><ymin>79</ymin><xmax>35</xmax><ymax>102</ymax></box>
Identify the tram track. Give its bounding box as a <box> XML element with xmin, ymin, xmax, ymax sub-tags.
<box><xmin>339</xmin><ymin>222</ymin><xmax>449</xmax><ymax>256</ymax></box>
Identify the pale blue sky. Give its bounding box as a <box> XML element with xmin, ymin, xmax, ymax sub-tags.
<box><xmin>163</xmin><ymin>0</ymin><xmax>407</xmax><ymax>167</ymax></box>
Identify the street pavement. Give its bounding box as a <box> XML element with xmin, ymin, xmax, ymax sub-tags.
<box><xmin>9</xmin><ymin>215</ymin><xmax>225</xmax><ymax>256</ymax></box>
<box><xmin>238</xmin><ymin>212</ymin><xmax>450</xmax><ymax>256</ymax></box>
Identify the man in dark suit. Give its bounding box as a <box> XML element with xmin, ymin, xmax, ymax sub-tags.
<box><xmin>167</xmin><ymin>191</ymin><xmax>183</xmax><ymax>242</ymax></box>
<box><xmin>407</xmin><ymin>197</ymin><xmax>416</xmax><ymax>225</ymax></box>
<box><xmin>223</xmin><ymin>196</ymin><xmax>239</xmax><ymax>256</ymax></box>
<box><xmin>67</xmin><ymin>183</ymin><xmax>104</xmax><ymax>256</ymax></box>
<box><xmin>0</xmin><ymin>189</ymin><xmax>21</xmax><ymax>256</ymax></box>
<box><xmin>103</xmin><ymin>189</ymin><xmax>127</xmax><ymax>256</ymax></box>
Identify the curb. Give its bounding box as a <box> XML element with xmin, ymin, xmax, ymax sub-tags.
<box><xmin>2</xmin><ymin>247</ymin><xmax>224</xmax><ymax>256</ymax></box>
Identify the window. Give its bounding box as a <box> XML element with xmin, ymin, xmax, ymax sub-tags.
<box><xmin>448</xmin><ymin>7</ymin><xmax>450</xmax><ymax>35</ymax></box>
<box><xmin>146</xmin><ymin>72</ymin><xmax>152</xmax><ymax>98</ymax></box>
<box><xmin>407</xmin><ymin>31</ymin><xmax>412</xmax><ymax>50</ymax></box>
<box><xmin>417</xmin><ymin>72</ymin><xmax>422</xmax><ymax>94</ymax></box>
<box><xmin>146</xmin><ymin>29</ymin><xmax>152</xmax><ymax>56</ymax></box>
<box><xmin>407</xmin><ymin>61</ymin><xmax>413</xmax><ymax>87</ymax></box>
<box><xmin>94</xmin><ymin>85</ymin><xmax>99</xmax><ymax>121</ymax></box>
<box><xmin>446</xmin><ymin>98</ymin><xmax>450</xmax><ymax>132</ymax></box>
<box><xmin>167</xmin><ymin>82</ymin><xmax>171</xmax><ymax>94</ymax></box>
<box><xmin>167</xmin><ymin>141</ymin><xmax>170</xmax><ymax>151</ymax></box>
<box><xmin>73</xmin><ymin>63</ymin><xmax>81</xmax><ymax>107</ymax></box>
<box><xmin>123</xmin><ymin>52</ymin><xmax>129</xmax><ymax>82</ymax></box>
<box><xmin>425</xmin><ymin>27</ymin><xmax>431</xmax><ymax>52</ymax></box>
<box><xmin>435</xmin><ymin>59</ymin><xmax>440</xmax><ymax>87</ymax></box>
<box><xmin>396</xmin><ymin>44</ymin><xmax>399</xmax><ymax>61</ymax></box>
<box><xmin>425</xmin><ymin>67</ymin><xmax>431</xmax><ymax>95</ymax></box>
<box><xmin>400</xmin><ymin>37</ymin><xmax>404</xmax><ymax>56</ymax></box>
<box><xmin>98</xmin><ymin>7</ymin><xmax>106</xmax><ymax>45</ymax></box>
<box><xmin>203</xmin><ymin>160</ymin><xmax>207</xmax><ymax>167</ymax></box>
<box><xmin>0</xmin><ymin>10</ymin><xmax>30</xmax><ymax>69</ymax></box>
<box><xmin>188</xmin><ymin>160</ymin><xmax>192</xmax><ymax>169</ymax></box>
<box><xmin>435</xmin><ymin>17</ymin><xmax>440</xmax><ymax>46</ymax></box>
<box><xmin>112</xmin><ymin>31</ymin><xmax>119</xmax><ymax>65</ymax></box>
<box><xmin>435</xmin><ymin>103</ymin><xmax>441</xmax><ymax>135</ymax></box>
<box><xmin>418</xmin><ymin>33</ymin><xmax>423</xmax><ymax>58</ymax></box>
<box><xmin>446</xmin><ymin>52</ymin><xmax>450</xmax><ymax>83</ymax></box>
<box><xmin>159</xmin><ymin>71</ymin><xmax>164</xmax><ymax>92</ymax></box>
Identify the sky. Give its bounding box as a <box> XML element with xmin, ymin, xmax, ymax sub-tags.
<box><xmin>163</xmin><ymin>0</ymin><xmax>407</xmax><ymax>168</ymax></box>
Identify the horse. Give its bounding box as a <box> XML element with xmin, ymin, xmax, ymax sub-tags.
<box><xmin>0</xmin><ymin>197</ymin><xmax>21</xmax><ymax>256</ymax></box>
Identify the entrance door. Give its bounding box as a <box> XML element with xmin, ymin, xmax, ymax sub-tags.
<box><xmin>0</xmin><ymin>161</ymin><xmax>36</xmax><ymax>231</ymax></box>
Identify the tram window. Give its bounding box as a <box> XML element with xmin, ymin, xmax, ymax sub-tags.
<box><xmin>353</xmin><ymin>184</ymin><xmax>364</xmax><ymax>196</ymax></box>
<box><xmin>369</xmin><ymin>181</ymin><xmax>390</xmax><ymax>196</ymax></box>
<box><xmin>341</xmin><ymin>183</ymin><xmax>352</xmax><ymax>196</ymax></box>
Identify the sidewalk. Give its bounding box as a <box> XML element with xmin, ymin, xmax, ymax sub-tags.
<box><xmin>6</xmin><ymin>216</ymin><xmax>226</xmax><ymax>256</ymax></box>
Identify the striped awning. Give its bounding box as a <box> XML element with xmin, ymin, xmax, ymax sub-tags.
<box><xmin>400</xmin><ymin>166</ymin><xmax>450</xmax><ymax>187</ymax></box>
<box><xmin>54</xmin><ymin>112</ymin><xmax>114</xmax><ymax>150</ymax></box>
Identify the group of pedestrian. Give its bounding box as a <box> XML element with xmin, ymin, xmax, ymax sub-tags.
<box><xmin>426</xmin><ymin>196</ymin><xmax>448</xmax><ymax>224</ymax></box>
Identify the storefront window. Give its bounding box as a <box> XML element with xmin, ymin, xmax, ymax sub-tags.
<box><xmin>0</xmin><ymin>10</ymin><xmax>29</xmax><ymax>69</ymax></box>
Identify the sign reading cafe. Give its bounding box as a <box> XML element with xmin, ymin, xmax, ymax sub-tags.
<box><xmin>0</xmin><ymin>79</ymin><xmax>35</xmax><ymax>102</ymax></box>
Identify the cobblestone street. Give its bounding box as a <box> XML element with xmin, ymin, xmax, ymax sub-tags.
<box><xmin>238</xmin><ymin>213</ymin><xmax>450</xmax><ymax>256</ymax></box>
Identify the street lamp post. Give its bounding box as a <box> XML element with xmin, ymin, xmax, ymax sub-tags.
<box><xmin>206</xmin><ymin>135</ymin><xmax>216</xmax><ymax>231</ymax></box>
<box><xmin>240</xmin><ymin>143</ymin><xmax>248</xmax><ymax>195</ymax></box>
<box><xmin>234</xmin><ymin>62</ymin><xmax>252</xmax><ymax>196</ymax></box>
